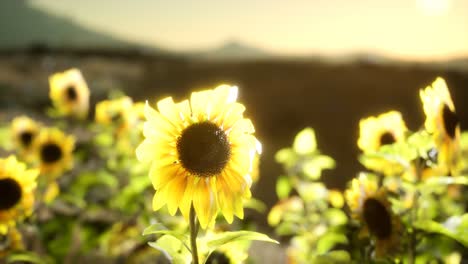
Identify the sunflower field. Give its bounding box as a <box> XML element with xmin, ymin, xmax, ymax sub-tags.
<box><xmin>0</xmin><ymin>67</ymin><xmax>467</xmax><ymax>264</ymax></box>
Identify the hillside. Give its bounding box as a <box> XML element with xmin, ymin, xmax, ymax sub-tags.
<box><xmin>0</xmin><ymin>0</ymin><xmax>157</xmax><ymax>51</ymax></box>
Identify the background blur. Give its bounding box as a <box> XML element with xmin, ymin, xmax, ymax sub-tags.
<box><xmin>1</xmin><ymin>0</ymin><xmax>467</xmax><ymax>218</ymax></box>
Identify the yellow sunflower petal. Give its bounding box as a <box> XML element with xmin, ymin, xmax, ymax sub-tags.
<box><xmin>193</xmin><ymin>178</ymin><xmax>217</xmax><ymax>229</ymax></box>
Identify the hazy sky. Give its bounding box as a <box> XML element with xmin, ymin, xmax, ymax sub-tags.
<box><xmin>31</xmin><ymin>0</ymin><xmax>468</xmax><ymax>60</ymax></box>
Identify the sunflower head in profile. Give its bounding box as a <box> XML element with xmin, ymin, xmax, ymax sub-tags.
<box><xmin>345</xmin><ymin>174</ymin><xmax>401</xmax><ymax>258</ymax></box>
<box><xmin>49</xmin><ymin>68</ymin><xmax>90</xmax><ymax>119</ymax></box>
<box><xmin>0</xmin><ymin>156</ymin><xmax>38</xmax><ymax>229</ymax></box>
<box><xmin>32</xmin><ymin>128</ymin><xmax>75</xmax><ymax>178</ymax></box>
<box><xmin>136</xmin><ymin>84</ymin><xmax>260</xmax><ymax>228</ymax></box>
<box><xmin>0</xmin><ymin>227</ymin><xmax>23</xmax><ymax>258</ymax></box>
<box><xmin>11</xmin><ymin>116</ymin><xmax>41</xmax><ymax>160</ymax></box>
<box><xmin>95</xmin><ymin>96</ymin><xmax>134</xmax><ymax>134</ymax></box>
<box><xmin>420</xmin><ymin>77</ymin><xmax>461</xmax><ymax>175</ymax></box>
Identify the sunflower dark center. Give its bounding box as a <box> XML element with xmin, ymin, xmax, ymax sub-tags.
<box><xmin>0</xmin><ymin>178</ymin><xmax>22</xmax><ymax>210</ymax></box>
<box><xmin>65</xmin><ymin>85</ymin><xmax>78</xmax><ymax>101</ymax></box>
<box><xmin>442</xmin><ymin>104</ymin><xmax>458</xmax><ymax>139</ymax></box>
<box><xmin>206</xmin><ymin>251</ymin><xmax>230</xmax><ymax>264</ymax></box>
<box><xmin>40</xmin><ymin>143</ymin><xmax>63</xmax><ymax>163</ymax></box>
<box><xmin>379</xmin><ymin>132</ymin><xmax>396</xmax><ymax>146</ymax></box>
<box><xmin>363</xmin><ymin>198</ymin><xmax>392</xmax><ymax>239</ymax></box>
<box><xmin>177</xmin><ymin>121</ymin><xmax>231</xmax><ymax>177</ymax></box>
<box><xmin>19</xmin><ymin>131</ymin><xmax>34</xmax><ymax>147</ymax></box>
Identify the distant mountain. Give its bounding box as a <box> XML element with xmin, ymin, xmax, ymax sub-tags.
<box><xmin>189</xmin><ymin>40</ymin><xmax>271</xmax><ymax>60</ymax></box>
<box><xmin>0</xmin><ymin>0</ymin><xmax>162</xmax><ymax>53</ymax></box>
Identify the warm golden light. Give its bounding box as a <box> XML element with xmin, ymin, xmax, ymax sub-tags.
<box><xmin>417</xmin><ymin>0</ymin><xmax>450</xmax><ymax>16</ymax></box>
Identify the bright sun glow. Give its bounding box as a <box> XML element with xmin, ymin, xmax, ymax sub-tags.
<box><xmin>417</xmin><ymin>0</ymin><xmax>450</xmax><ymax>16</ymax></box>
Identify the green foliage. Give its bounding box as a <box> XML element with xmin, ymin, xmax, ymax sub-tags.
<box><xmin>269</xmin><ymin>127</ymin><xmax>347</xmax><ymax>263</ymax></box>
<box><xmin>414</xmin><ymin>214</ymin><xmax>468</xmax><ymax>247</ymax></box>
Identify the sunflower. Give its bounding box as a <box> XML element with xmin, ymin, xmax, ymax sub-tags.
<box><xmin>358</xmin><ymin>111</ymin><xmax>407</xmax><ymax>153</ymax></box>
<box><xmin>95</xmin><ymin>96</ymin><xmax>134</xmax><ymax>135</ymax></box>
<box><xmin>358</xmin><ymin>111</ymin><xmax>408</xmax><ymax>175</ymax></box>
<box><xmin>32</xmin><ymin>128</ymin><xmax>75</xmax><ymax>178</ymax></box>
<box><xmin>136</xmin><ymin>84</ymin><xmax>259</xmax><ymax>228</ymax></box>
<box><xmin>0</xmin><ymin>227</ymin><xmax>23</xmax><ymax>258</ymax></box>
<box><xmin>345</xmin><ymin>174</ymin><xmax>400</xmax><ymax>258</ymax></box>
<box><xmin>0</xmin><ymin>156</ymin><xmax>38</xmax><ymax>230</ymax></box>
<box><xmin>11</xmin><ymin>116</ymin><xmax>41</xmax><ymax>160</ymax></box>
<box><xmin>420</xmin><ymin>77</ymin><xmax>461</xmax><ymax>175</ymax></box>
<box><xmin>49</xmin><ymin>68</ymin><xmax>90</xmax><ymax>119</ymax></box>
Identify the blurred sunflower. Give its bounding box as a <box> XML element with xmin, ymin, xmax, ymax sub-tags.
<box><xmin>95</xmin><ymin>96</ymin><xmax>134</xmax><ymax>134</ymax></box>
<box><xmin>0</xmin><ymin>156</ymin><xmax>38</xmax><ymax>231</ymax></box>
<box><xmin>11</xmin><ymin>116</ymin><xmax>41</xmax><ymax>160</ymax></box>
<box><xmin>420</xmin><ymin>77</ymin><xmax>460</xmax><ymax>175</ymax></box>
<box><xmin>358</xmin><ymin>111</ymin><xmax>408</xmax><ymax>175</ymax></box>
<box><xmin>345</xmin><ymin>174</ymin><xmax>400</xmax><ymax>258</ymax></box>
<box><xmin>358</xmin><ymin>111</ymin><xmax>407</xmax><ymax>153</ymax></box>
<box><xmin>0</xmin><ymin>227</ymin><xmax>23</xmax><ymax>258</ymax></box>
<box><xmin>32</xmin><ymin>128</ymin><xmax>75</xmax><ymax>178</ymax></box>
<box><xmin>136</xmin><ymin>84</ymin><xmax>260</xmax><ymax>228</ymax></box>
<box><xmin>49</xmin><ymin>68</ymin><xmax>90</xmax><ymax>119</ymax></box>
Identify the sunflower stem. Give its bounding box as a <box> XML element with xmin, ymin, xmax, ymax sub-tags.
<box><xmin>189</xmin><ymin>204</ymin><xmax>200</xmax><ymax>264</ymax></box>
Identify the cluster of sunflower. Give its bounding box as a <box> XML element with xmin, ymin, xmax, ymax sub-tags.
<box><xmin>0</xmin><ymin>69</ymin><xmax>158</xmax><ymax>262</ymax></box>
<box><xmin>1</xmin><ymin>68</ymin><xmax>276</xmax><ymax>263</ymax></box>
<box><xmin>269</xmin><ymin>77</ymin><xmax>468</xmax><ymax>263</ymax></box>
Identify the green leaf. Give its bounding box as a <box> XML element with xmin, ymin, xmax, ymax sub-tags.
<box><xmin>143</xmin><ymin>223</ymin><xmax>168</xmax><ymax>235</ymax></box>
<box><xmin>275</xmin><ymin>148</ymin><xmax>296</xmax><ymax>166</ymax></box>
<box><xmin>276</xmin><ymin>176</ymin><xmax>292</xmax><ymax>199</ymax></box>
<box><xmin>407</xmin><ymin>131</ymin><xmax>434</xmax><ymax>157</ymax></box>
<box><xmin>143</xmin><ymin>223</ymin><xmax>189</xmax><ymax>249</ymax></box>
<box><xmin>302</xmin><ymin>155</ymin><xmax>335</xmax><ymax>180</ymax></box>
<box><xmin>313</xmin><ymin>250</ymin><xmax>351</xmax><ymax>264</ymax></box>
<box><xmin>0</xmin><ymin>125</ymin><xmax>12</xmax><ymax>150</ymax></box>
<box><xmin>148</xmin><ymin>235</ymin><xmax>191</xmax><ymax>264</ymax></box>
<box><xmin>206</xmin><ymin>231</ymin><xmax>278</xmax><ymax>250</ymax></box>
<box><xmin>423</xmin><ymin>176</ymin><xmax>468</xmax><ymax>186</ymax></box>
<box><xmin>297</xmin><ymin>182</ymin><xmax>327</xmax><ymax>202</ymax></box>
<box><xmin>414</xmin><ymin>215</ymin><xmax>468</xmax><ymax>247</ymax></box>
<box><xmin>243</xmin><ymin>197</ymin><xmax>267</xmax><ymax>213</ymax></box>
<box><xmin>293</xmin><ymin>128</ymin><xmax>317</xmax><ymax>154</ymax></box>
<box><xmin>6</xmin><ymin>251</ymin><xmax>53</xmax><ymax>264</ymax></box>
<box><xmin>95</xmin><ymin>133</ymin><xmax>113</xmax><ymax>146</ymax></box>
<box><xmin>324</xmin><ymin>208</ymin><xmax>348</xmax><ymax>226</ymax></box>
<box><xmin>316</xmin><ymin>232</ymin><xmax>348</xmax><ymax>254</ymax></box>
